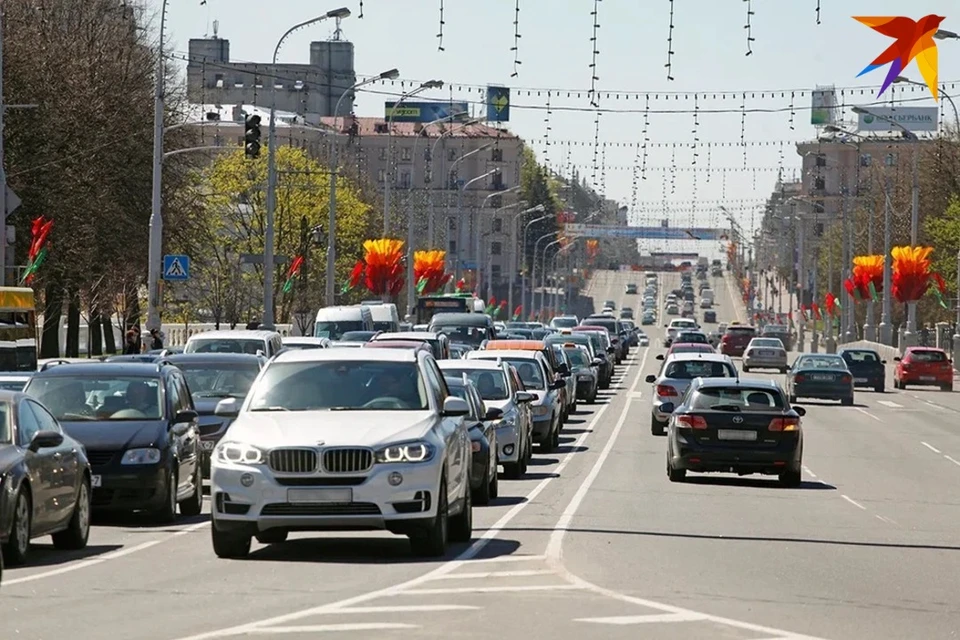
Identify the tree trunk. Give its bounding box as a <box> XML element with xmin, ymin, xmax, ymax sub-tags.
<box><xmin>124</xmin><ymin>287</ymin><xmax>141</xmax><ymax>331</ymax></box>
<box><xmin>88</xmin><ymin>302</ymin><xmax>103</xmax><ymax>356</ymax></box>
<box><xmin>66</xmin><ymin>289</ymin><xmax>81</xmax><ymax>357</ymax></box>
<box><xmin>102</xmin><ymin>309</ymin><xmax>117</xmax><ymax>354</ymax></box>
<box><xmin>39</xmin><ymin>282</ymin><xmax>63</xmax><ymax>358</ymax></box>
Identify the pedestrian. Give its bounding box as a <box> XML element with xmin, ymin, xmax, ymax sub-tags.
<box><xmin>132</xmin><ymin>325</ymin><xmax>143</xmax><ymax>353</ymax></box>
<box><xmin>920</xmin><ymin>324</ymin><xmax>931</xmax><ymax>347</ymax></box>
<box><xmin>148</xmin><ymin>328</ymin><xmax>164</xmax><ymax>351</ymax></box>
<box><xmin>123</xmin><ymin>328</ymin><xmax>139</xmax><ymax>355</ymax></box>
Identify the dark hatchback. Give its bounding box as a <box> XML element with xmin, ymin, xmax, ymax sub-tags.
<box><xmin>838</xmin><ymin>348</ymin><xmax>886</xmax><ymax>393</ymax></box>
<box><xmin>785</xmin><ymin>353</ymin><xmax>854</xmax><ymax>405</ymax></box>
<box><xmin>663</xmin><ymin>378</ymin><xmax>805</xmax><ymax>487</ymax></box>
<box><xmin>444</xmin><ymin>375</ymin><xmax>501</xmax><ymax>505</ymax></box>
<box><xmin>161</xmin><ymin>353</ymin><xmax>266</xmax><ymax>476</ymax></box>
<box><xmin>582</xmin><ymin>316</ymin><xmax>628</xmax><ymax>362</ymax></box>
<box><xmin>24</xmin><ymin>362</ymin><xmax>204</xmax><ymax>522</ymax></box>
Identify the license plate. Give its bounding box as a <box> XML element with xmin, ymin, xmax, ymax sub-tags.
<box><xmin>921</xmin><ymin>376</ymin><xmax>936</xmax><ymax>381</ymax></box>
<box><xmin>718</xmin><ymin>429</ymin><xmax>757</xmax><ymax>441</ymax></box>
<box><xmin>91</xmin><ymin>475</ymin><xmax>102</xmax><ymax>488</ymax></box>
<box><xmin>201</xmin><ymin>440</ymin><xmax>216</xmax><ymax>451</ymax></box>
<box><xmin>761</xmin><ymin>350</ymin><xmax>775</xmax><ymax>356</ymax></box>
<box><xmin>811</xmin><ymin>374</ymin><xmax>833</xmax><ymax>381</ymax></box>
<box><xmin>854</xmin><ymin>377</ymin><xmax>868</xmax><ymax>383</ymax></box>
<box><xmin>287</xmin><ymin>488</ymin><xmax>352</xmax><ymax>504</ymax></box>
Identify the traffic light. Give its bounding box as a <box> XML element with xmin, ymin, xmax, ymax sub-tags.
<box><xmin>244</xmin><ymin>114</ymin><xmax>261</xmax><ymax>158</ymax></box>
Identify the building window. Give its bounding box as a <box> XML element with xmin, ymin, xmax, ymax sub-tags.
<box><xmin>491</xmin><ymin>242</ymin><xmax>503</xmax><ymax>256</ymax></box>
<box><xmin>813</xmin><ymin>176</ymin><xmax>825</xmax><ymax>191</ymax></box>
<box><xmin>448</xmin><ymin>171</ymin><xmax>459</xmax><ymax>189</ymax></box>
<box><xmin>399</xmin><ymin>171</ymin><xmax>411</xmax><ymax>189</ymax></box>
<box><xmin>492</xmin><ymin>173</ymin><xmax>505</xmax><ymax>190</ymax></box>
<box><xmin>814</xmin><ymin>222</ymin><xmax>824</xmax><ymax>237</ymax></box>
<box><xmin>379</xmin><ymin>147</ymin><xmax>387</xmax><ymax>160</ymax></box>
<box><xmin>448</xmin><ymin>217</ymin><xmax>457</xmax><ymax>231</ymax></box>
<box><xmin>400</xmin><ymin>147</ymin><xmax>412</xmax><ymax>161</ymax></box>
<box><xmin>885</xmin><ymin>153</ymin><xmax>896</xmax><ymax>166</ymax></box>
<box><xmin>488</xmin><ymin>195</ymin><xmax>502</xmax><ymax>209</ymax></box>
<box><xmin>860</xmin><ymin>154</ymin><xmax>872</xmax><ymax>167</ymax></box>
<box><xmin>424</xmin><ymin>149</ymin><xmax>432</xmax><ymax>162</ymax></box>
<box><xmin>815</xmin><ymin>154</ymin><xmax>827</xmax><ymax>167</ymax></box>
<box><xmin>378</xmin><ymin>169</ymin><xmax>386</xmax><ymax>182</ymax></box>
<box><xmin>448</xmin><ymin>240</ymin><xmax>457</xmax><ymax>253</ymax></box>
<box><xmin>491</xmin><ymin>148</ymin><xmax>504</xmax><ymax>162</ymax></box>
<box><xmin>491</xmin><ymin>265</ymin><xmax>502</xmax><ymax>281</ymax></box>
<box><xmin>813</xmin><ymin>200</ymin><xmax>825</xmax><ymax>214</ymax></box>
<box><xmin>492</xmin><ymin>218</ymin><xmax>503</xmax><ymax>233</ymax></box>
<box><xmin>448</xmin><ymin>148</ymin><xmax>458</xmax><ymax>161</ymax></box>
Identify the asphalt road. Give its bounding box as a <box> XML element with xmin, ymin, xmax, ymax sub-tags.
<box><xmin>3</xmin><ymin>269</ymin><xmax>959</xmax><ymax>639</ymax></box>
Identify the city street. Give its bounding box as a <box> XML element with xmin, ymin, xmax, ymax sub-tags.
<box><xmin>3</xmin><ymin>270</ymin><xmax>960</xmax><ymax>639</ymax></box>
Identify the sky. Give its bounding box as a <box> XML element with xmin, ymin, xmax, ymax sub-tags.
<box><xmin>153</xmin><ymin>0</ymin><xmax>959</xmax><ymax>255</ymax></box>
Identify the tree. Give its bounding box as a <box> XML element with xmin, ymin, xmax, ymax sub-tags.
<box><xmin>518</xmin><ymin>146</ymin><xmax>561</xmax><ymax>276</ymax></box>
<box><xmin>181</xmin><ymin>146</ymin><xmax>376</xmax><ymax>325</ymax></box>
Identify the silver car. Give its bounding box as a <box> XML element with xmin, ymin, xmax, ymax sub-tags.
<box><xmin>742</xmin><ymin>337</ymin><xmax>788</xmax><ymax>373</ymax></box>
<box><xmin>644</xmin><ymin>353</ymin><xmax>738</xmax><ymax>435</ymax></box>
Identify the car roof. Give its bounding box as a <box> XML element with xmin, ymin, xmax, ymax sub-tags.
<box><xmin>273</xmin><ymin>347</ymin><xmax>418</xmax><ymax>363</ymax></box>
<box><xmin>438</xmin><ymin>359</ymin><xmax>504</xmax><ymax>371</ymax></box>
<box><xmin>0</xmin><ymin>390</ymin><xmax>26</xmax><ymax>402</ymax></box>
<box><xmin>187</xmin><ymin>330</ymin><xmax>279</xmax><ymax>339</ymax></box>
<box><xmin>34</xmin><ymin>362</ymin><xmax>167</xmax><ymax>377</ymax></box>
<box><xmin>694</xmin><ymin>377</ymin><xmax>780</xmax><ymax>391</ymax></box>
<box><xmin>664</xmin><ymin>352</ymin><xmax>732</xmax><ymax>364</ymax></box>
<box><xmin>485</xmin><ymin>340</ymin><xmax>545</xmax><ymax>350</ymax></box>
<box><xmin>374</xmin><ymin>331</ymin><xmax>439</xmax><ymax>340</ymax></box>
<box><xmin>164</xmin><ymin>353</ymin><xmax>264</xmax><ymax>364</ymax></box>
<box><xmin>468</xmin><ymin>350</ymin><xmax>542</xmax><ymax>361</ymax></box>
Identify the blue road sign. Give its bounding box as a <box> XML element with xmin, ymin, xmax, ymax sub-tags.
<box><xmin>162</xmin><ymin>254</ymin><xmax>190</xmax><ymax>281</ymax></box>
<box><xmin>486</xmin><ymin>86</ymin><xmax>510</xmax><ymax>122</ymax></box>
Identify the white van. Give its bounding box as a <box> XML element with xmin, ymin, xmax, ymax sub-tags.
<box><xmin>360</xmin><ymin>301</ymin><xmax>400</xmax><ymax>333</ymax></box>
<box><xmin>313</xmin><ymin>305</ymin><xmax>374</xmax><ymax>340</ymax></box>
<box><xmin>184</xmin><ymin>329</ymin><xmax>283</xmax><ymax>357</ymax></box>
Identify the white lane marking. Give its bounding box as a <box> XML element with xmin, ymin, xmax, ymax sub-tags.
<box><xmin>724</xmin><ymin>273</ymin><xmax>746</xmax><ymax>323</ymax></box>
<box><xmin>922</xmin><ymin>441</ymin><xmax>942</xmax><ymax>454</ymax></box>
<box><xmin>877</xmin><ymin>400</ymin><xmax>903</xmax><ymax>408</ymax></box>
<box><xmin>576</xmin><ymin>613</ymin><xmax>707</xmax><ymax>625</ymax></box>
<box><xmin>841</xmin><ymin>495</ymin><xmax>867</xmax><ymax>510</ymax></box>
<box><xmin>401</xmin><ymin>585</ymin><xmax>582</xmax><ymax>595</ymax></box>
<box><xmin>335</xmin><ymin>605</ymin><xmax>478</xmax><ymax>614</ymax></box>
<box><xmin>430</xmin><ymin>569</ymin><xmax>553</xmax><ymax>580</ymax></box>
<box><xmin>875</xmin><ymin>515</ymin><xmax>898</xmax><ymax>525</ymax></box>
<box><xmin>170</xmin><ymin>355</ymin><xmax>633</xmax><ymax>640</ymax></box>
<box><xmin>944</xmin><ymin>455</ymin><xmax>960</xmax><ymax>467</ymax></box>
<box><xmin>249</xmin><ymin>623</ymin><xmax>418</xmax><ymax>633</ymax></box>
<box><xmin>801</xmin><ymin>465</ymin><xmax>817</xmax><ymax>479</ymax></box>
<box><xmin>855</xmin><ymin>407</ymin><xmax>882</xmax><ymax>422</ymax></box>
<box><xmin>3</xmin><ymin>520</ymin><xmax>210</xmax><ymax>587</ymax></box>
<box><xmin>544</xmin><ymin>345</ymin><xmax>649</xmax><ymax>560</ymax></box>
<box><xmin>468</xmin><ymin>554</ymin><xmax>546</xmax><ymax>564</ymax></box>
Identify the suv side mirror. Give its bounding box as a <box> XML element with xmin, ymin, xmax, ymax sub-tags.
<box><xmin>442</xmin><ymin>396</ymin><xmax>470</xmax><ymax>416</ymax></box>
<box><xmin>214</xmin><ymin>397</ymin><xmax>240</xmax><ymax>418</ymax></box>
<box><xmin>893</xmin><ymin>356</ymin><xmax>901</xmax><ymax>362</ymax></box>
<box><xmin>29</xmin><ymin>429</ymin><xmax>63</xmax><ymax>452</ymax></box>
<box><xmin>793</xmin><ymin>406</ymin><xmax>806</xmax><ymax>416</ymax></box>
<box><xmin>607</xmin><ymin>346</ymin><xmax>616</xmax><ymax>354</ymax></box>
<box><xmin>645</xmin><ymin>374</ymin><xmax>657</xmax><ymax>383</ymax></box>
<box><xmin>591</xmin><ymin>358</ymin><xmax>602</xmax><ymax>367</ymax></box>
<box><xmin>514</xmin><ymin>391</ymin><xmax>535</xmax><ymax>403</ymax></box>
<box><xmin>550</xmin><ymin>379</ymin><xmax>566</xmax><ymax>390</ymax></box>
<box><xmin>655</xmin><ymin>354</ymin><xmax>664</xmax><ymax>360</ymax></box>
<box><xmin>558</xmin><ymin>363</ymin><xmax>570</xmax><ymax>376</ymax></box>
<box><xmin>484</xmin><ymin>406</ymin><xmax>504</xmax><ymax>420</ymax></box>
<box><xmin>174</xmin><ymin>409</ymin><xmax>198</xmax><ymax>424</ymax></box>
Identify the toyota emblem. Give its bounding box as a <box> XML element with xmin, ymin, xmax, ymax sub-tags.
<box><xmin>732</xmin><ymin>415</ymin><xmax>744</xmax><ymax>424</ymax></box>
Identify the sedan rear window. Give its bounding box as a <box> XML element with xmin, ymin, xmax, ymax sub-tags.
<box><xmin>842</xmin><ymin>350</ymin><xmax>879</xmax><ymax>363</ymax></box>
<box><xmin>909</xmin><ymin>350</ymin><xmax>947</xmax><ymax>363</ymax></box>
<box><xmin>664</xmin><ymin>360</ymin><xmax>735</xmax><ymax>379</ymax></box>
<box><xmin>797</xmin><ymin>356</ymin><xmax>847</xmax><ymax>369</ymax></box>
<box><xmin>726</xmin><ymin>327</ymin><xmax>756</xmax><ymax>336</ymax></box>
<box><xmin>692</xmin><ymin>387</ymin><xmax>785</xmax><ymax>411</ymax></box>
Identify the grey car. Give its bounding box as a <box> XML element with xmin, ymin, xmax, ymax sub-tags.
<box><xmin>742</xmin><ymin>337</ymin><xmax>788</xmax><ymax>373</ymax></box>
<box><xmin>645</xmin><ymin>353</ymin><xmax>738</xmax><ymax>435</ymax></box>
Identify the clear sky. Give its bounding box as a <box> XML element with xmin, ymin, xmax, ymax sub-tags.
<box><xmin>154</xmin><ymin>0</ymin><xmax>958</xmax><ymax>253</ymax></box>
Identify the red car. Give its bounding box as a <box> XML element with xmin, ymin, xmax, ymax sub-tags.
<box><xmin>719</xmin><ymin>324</ymin><xmax>757</xmax><ymax>357</ymax></box>
<box><xmin>894</xmin><ymin>347</ymin><xmax>954</xmax><ymax>391</ymax></box>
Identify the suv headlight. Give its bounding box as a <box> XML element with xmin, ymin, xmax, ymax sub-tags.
<box><xmin>215</xmin><ymin>441</ymin><xmax>265</xmax><ymax>465</ymax></box>
<box><xmin>375</xmin><ymin>442</ymin><xmax>435</xmax><ymax>464</ymax></box>
<box><xmin>121</xmin><ymin>448</ymin><xmax>162</xmax><ymax>465</ymax></box>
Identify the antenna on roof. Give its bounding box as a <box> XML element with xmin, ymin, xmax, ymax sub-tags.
<box><xmin>332</xmin><ymin>16</ymin><xmax>344</xmax><ymax>40</ymax></box>
<box><xmin>212</xmin><ymin>19</ymin><xmax>219</xmax><ymax>38</ymax></box>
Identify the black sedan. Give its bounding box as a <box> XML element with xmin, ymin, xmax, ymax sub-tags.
<box><xmin>0</xmin><ymin>391</ymin><xmax>91</xmax><ymax>565</ymax></box>
<box><xmin>445</xmin><ymin>375</ymin><xmax>500</xmax><ymax>505</ymax></box>
<box><xmin>838</xmin><ymin>348</ymin><xmax>886</xmax><ymax>393</ymax></box>
<box><xmin>161</xmin><ymin>353</ymin><xmax>266</xmax><ymax>476</ymax></box>
<box><xmin>785</xmin><ymin>354</ymin><xmax>854</xmax><ymax>405</ymax></box>
<box><xmin>24</xmin><ymin>362</ymin><xmax>203</xmax><ymax>523</ymax></box>
<box><xmin>662</xmin><ymin>378</ymin><xmax>805</xmax><ymax>487</ymax></box>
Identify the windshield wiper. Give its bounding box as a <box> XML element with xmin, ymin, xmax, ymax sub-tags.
<box><xmin>250</xmin><ymin>406</ymin><xmax>289</xmax><ymax>412</ymax></box>
<box><xmin>709</xmin><ymin>403</ymin><xmax>742</xmax><ymax>412</ymax></box>
<box><xmin>193</xmin><ymin>392</ymin><xmax>233</xmax><ymax>398</ymax></box>
<box><xmin>328</xmin><ymin>407</ymin><xmax>358</xmax><ymax>411</ymax></box>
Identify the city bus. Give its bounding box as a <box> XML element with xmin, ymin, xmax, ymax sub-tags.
<box><xmin>0</xmin><ymin>287</ymin><xmax>38</xmax><ymax>371</ymax></box>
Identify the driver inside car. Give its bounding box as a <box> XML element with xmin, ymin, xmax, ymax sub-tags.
<box><xmin>125</xmin><ymin>381</ymin><xmax>157</xmax><ymax>415</ymax></box>
<box><xmin>373</xmin><ymin>369</ymin><xmax>420</xmax><ymax>408</ymax></box>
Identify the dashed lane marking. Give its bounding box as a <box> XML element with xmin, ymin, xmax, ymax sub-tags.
<box><xmin>877</xmin><ymin>400</ymin><xmax>903</xmax><ymax>408</ymax></box>
<box><xmin>855</xmin><ymin>407</ymin><xmax>882</xmax><ymax>421</ymax></box>
<box><xmin>248</xmin><ymin>623</ymin><xmax>418</xmax><ymax>634</ymax></box>
<box><xmin>401</xmin><ymin>585</ymin><xmax>583</xmax><ymax>595</ymax></box>
<box><xmin>922</xmin><ymin>441</ymin><xmax>942</xmax><ymax>454</ymax></box>
<box><xmin>575</xmin><ymin>613</ymin><xmax>707</xmax><ymax>625</ymax></box>
<box><xmin>841</xmin><ymin>495</ymin><xmax>867</xmax><ymax>510</ymax></box>
<box><xmin>944</xmin><ymin>455</ymin><xmax>960</xmax><ymax>467</ymax></box>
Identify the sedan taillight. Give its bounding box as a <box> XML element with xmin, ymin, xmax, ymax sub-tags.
<box><xmin>676</xmin><ymin>414</ymin><xmax>708</xmax><ymax>429</ymax></box>
<box><xmin>768</xmin><ymin>417</ymin><xmax>800</xmax><ymax>431</ymax></box>
<box><xmin>656</xmin><ymin>384</ymin><xmax>678</xmax><ymax>397</ymax></box>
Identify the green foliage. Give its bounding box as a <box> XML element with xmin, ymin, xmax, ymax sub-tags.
<box><xmin>518</xmin><ymin>146</ymin><xmax>561</xmax><ymax>273</ymax></box>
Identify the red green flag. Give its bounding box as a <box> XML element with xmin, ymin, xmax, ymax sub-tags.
<box><xmin>282</xmin><ymin>255</ymin><xmax>304</xmax><ymax>294</ymax></box>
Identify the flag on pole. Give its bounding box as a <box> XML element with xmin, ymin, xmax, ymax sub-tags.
<box><xmin>282</xmin><ymin>255</ymin><xmax>304</xmax><ymax>294</ymax></box>
<box><xmin>512</xmin><ymin>305</ymin><xmax>522</xmax><ymax>321</ymax></box>
<box><xmin>868</xmin><ymin>281</ymin><xmax>879</xmax><ymax>302</ymax></box>
<box><xmin>341</xmin><ymin>260</ymin><xmax>365</xmax><ymax>294</ymax></box>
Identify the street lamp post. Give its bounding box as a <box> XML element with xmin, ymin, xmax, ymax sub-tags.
<box><xmin>540</xmin><ymin>238</ymin><xmax>564</xmax><ymax>319</ymax></box>
<box><xmin>383</xmin><ymin>79</ymin><xmax>444</xmax><ymax>236</ymax></box>
<box><xmin>453</xmin><ymin>169</ymin><xmax>499</xmax><ymax>283</ymax></box>
<box><xmin>262</xmin><ymin>8</ymin><xmax>351</xmax><ymax>330</ymax></box>
<box><xmin>425</xmin><ymin>118</ymin><xmax>485</xmax><ymax>248</ymax></box>
<box><xmin>894</xmin><ymin>75</ymin><xmax>960</xmax><ymax>131</ymax></box>
<box><xmin>954</xmin><ymin>250</ymin><xmax>960</xmax><ymax>362</ymax></box>
<box><xmin>519</xmin><ymin>210</ymin><xmax>549</xmax><ymax>318</ymax></box>
<box><xmin>327</xmin><ymin>68</ymin><xmax>399</xmax><ymax>307</ymax></box>
<box><xmin>879</xmin><ymin>177</ymin><xmax>894</xmax><ymax>345</ymax></box>
<box><xmin>530</xmin><ymin>231</ymin><xmax>556</xmax><ymax>319</ymax></box>
<box><xmin>473</xmin><ymin>186</ymin><xmax>520</xmax><ymax>302</ymax></box>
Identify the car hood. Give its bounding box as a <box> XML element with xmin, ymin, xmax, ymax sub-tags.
<box><xmin>61</xmin><ymin>420</ymin><xmax>166</xmax><ymax>450</ymax></box>
<box><xmin>0</xmin><ymin>444</ymin><xmax>23</xmax><ymax>475</ymax></box>
<box><xmin>225</xmin><ymin>410</ymin><xmax>438</xmax><ymax>448</ymax></box>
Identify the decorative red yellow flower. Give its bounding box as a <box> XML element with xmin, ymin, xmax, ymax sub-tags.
<box><xmin>363</xmin><ymin>238</ymin><xmax>405</xmax><ymax>296</ymax></box>
<box><xmin>413</xmin><ymin>250</ymin><xmax>451</xmax><ymax>295</ymax></box>
<box><xmin>891</xmin><ymin>245</ymin><xmax>933</xmax><ymax>303</ymax></box>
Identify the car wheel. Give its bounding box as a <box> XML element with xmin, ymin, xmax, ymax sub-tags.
<box><xmin>52</xmin><ymin>478</ymin><xmax>91</xmax><ymax>550</ymax></box>
<box><xmin>900</xmin><ymin>380</ymin><xmax>907</xmax><ymax>390</ymax></box>
<box><xmin>255</xmin><ymin>529</ymin><xmax>289</xmax><ymax>544</ymax></box>
<box><xmin>502</xmin><ymin>461</ymin><xmax>521</xmax><ymax>479</ymax></box>
<box><xmin>449</xmin><ymin>480</ymin><xmax>472</xmax><ymax>543</ymax></box>
<box><xmin>781</xmin><ymin>368</ymin><xmax>789</xmax><ymax>374</ymax></box>
<box><xmin>410</xmin><ymin>477</ymin><xmax>448</xmax><ymax>557</ymax></box>
<box><xmin>489</xmin><ymin>459</ymin><xmax>499</xmax><ymax>499</ymax></box>
<box><xmin>153</xmin><ymin>467</ymin><xmax>178</xmax><ymax>524</ymax></box>
<box><xmin>211</xmin><ymin>518</ymin><xmax>251</xmax><ymax>558</ymax></box>
<box><xmin>179</xmin><ymin>463</ymin><xmax>203</xmax><ymax>517</ymax></box>
<box><xmin>788</xmin><ymin>394</ymin><xmax>797</xmax><ymax>404</ymax></box>
<box><xmin>779</xmin><ymin>468</ymin><xmax>802</xmax><ymax>488</ymax></box>
<box><xmin>742</xmin><ymin>365</ymin><xmax>750</xmax><ymax>372</ymax></box>
<box><xmin>651</xmin><ymin>416</ymin><xmax>665</xmax><ymax>436</ymax></box>
<box><xmin>874</xmin><ymin>384</ymin><xmax>884</xmax><ymax>393</ymax></box>
<box><xmin>666</xmin><ymin>459</ymin><xmax>686</xmax><ymax>482</ymax></box>
<box><xmin>841</xmin><ymin>396</ymin><xmax>854</xmax><ymax>406</ymax></box>
<box><xmin>942</xmin><ymin>383</ymin><xmax>954</xmax><ymax>392</ymax></box>
<box><xmin>473</xmin><ymin>462</ymin><xmax>492</xmax><ymax>506</ymax></box>
<box><xmin>3</xmin><ymin>487</ymin><xmax>31</xmax><ymax>566</ymax></box>
<box><xmin>539</xmin><ymin>418</ymin><xmax>557</xmax><ymax>453</ymax></box>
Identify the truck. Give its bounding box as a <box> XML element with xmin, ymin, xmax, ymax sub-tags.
<box><xmin>414</xmin><ymin>294</ymin><xmax>474</xmax><ymax>325</ymax></box>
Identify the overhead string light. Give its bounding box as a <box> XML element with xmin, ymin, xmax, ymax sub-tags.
<box><xmin>744</xmin><ymin>0</ymin><xmax>755</xmax><ymax>56</ymax></box>
<box><xmin>665</xmin><ymin>0</ymin><xmax>676</xmax><ymax>80</ymax></box>
<box><xmin>437</xmin><ymin>0</ymin><xmax>445</xmax><ymax>51</ymax></box>
<box><xmin>669</xmin><ymin>144</ymin><xmax>677</xmax><ymax>196</ymax></box>
<box><xmin>543</xmin><ymin>90</ymin><xmax>553</xmax><ymax>168</ymax></box>
<box><xmin>588</xmin><ymin>0</ymin><xmax>602</xmax><ymax>107</ymax></box>
<box><xmin>358</xmin><ymin>0</ymin><xmax>363</xmax><ymax>18</ymax></box>
<box><xmin>590</xmin><ymin>110</ymin><xmax>602</xmax><ymax>187</ymax></box>
<box><xmin>600</xmin><ymin>141</ymin><xmax>607</xmax><ymax>196</ymax></box>
<box><xmin>691</xmin><ymin>94</ymin><xmax>700</xmax><ymax>166</ymax></box>
<box><xmin>815</xmin><ymin>0</ymin><xmax>821</xmax><ymax>25</ymax></box>
<box><xmin>705</xmin><ymin>142</ymin><xmax>712</xmax><ymax>183</ymax></box>
<box><xmin>641</xmin><ymin>95</ymin><xmax>650</xmax><ymax>180</ymax></box>
<box><xmin>511</xmin><ymin>0</ymin><xmax>521</xmax><ymax>77</ymax></box>
<box><xmin>527</xmin><ymin>139</ymin><xmax>795</xmax><ymax>149</ymax></box>
<box><xmin>740</xmin><ymin>92</ymin><xmax>748</xmax><ymax>168</ymax></box>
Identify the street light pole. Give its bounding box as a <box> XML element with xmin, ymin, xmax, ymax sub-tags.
<box><xmin>264</xmin><ymin>8</ymin><xmax>351</xmax><ymax>329</ymax></box>
<box><xmin>519</xmin><ymin>210</ymin><xmax>549</xmax><ymax>319</ymax></box>
<box><xmin>453</xmin><ymin>169</ymin><xmax>499</xmax><ymax>283</ymax></box>
<box><xmin>425</xmin><ymin>118</ymin><xmax>485</xmax><ymax>248</ymax></box>
<box><xmin>864</xmin><ymin>199</ymin><xmax>877</xmax><ymax>342</ymax></box>
<box><xmin>540</xmin><ymin>238</ymin><xmax>563</xmax><ymax>319</ymax></box>
<box><xmin>326</xmin><ymin>68</ymin><xmax>399</xmax><ymax>307</ymax></box>
<box><xmin>473</xmin><ymin>186</ymin><xmax>520</xmax><ymax>302</ymax></box>
<box><xmin>145</xmin><ymin>0</ymin><xmax>170</xmax><ymax>331</ymax></box>
<box><xmin>530</xmin><ymin>231</ymin><xmax>555</xmax><ymax>320</ymax></box>
<box><xmin>879</xmin><ymin>177</ymin><xmax>894</xmax><ymax>345</ymax></box>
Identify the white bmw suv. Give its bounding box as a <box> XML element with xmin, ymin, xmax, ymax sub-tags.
<box><xmin>208</xmin><ymin>347</ymin><xmax>473</xmax><ymax>558</ymax></box>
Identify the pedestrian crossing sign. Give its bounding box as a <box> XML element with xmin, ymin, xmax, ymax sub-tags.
<box><xmin>162</xmin><ymin>254</ymin><xmax>190</xmax><ymax>281</ymax></box>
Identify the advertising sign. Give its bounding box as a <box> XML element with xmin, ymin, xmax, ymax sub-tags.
<box><xmin>383</xmin><ymin>101</ymin><xmax>470</xmax><ymax>123</ymax></box>
<box><xmin>563</xmin><ymin>224</ymin><xmax>727</xmax><ymax>240</ymax></box>
<box><xmin>486</xmin><ymin>86</ymin><xmax>510</xmax><ymax>122</ymax></box>
<box><xmin>811</xmin><ymin>86</ymin><xmax>838</xmax><ymax>126</ymax></box>
<box><xmin>856</xmin><ymin>106</ymin><xmax>939</xmax><ymax>132</ymax></box>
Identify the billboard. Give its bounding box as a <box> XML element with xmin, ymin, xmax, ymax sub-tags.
<box><xmin>811</xmin><ymin>86</ymin><xmax>838</xmax><ymax>126</ymax></box>
<box><xmin>384</xmin><ymin>101</ymin><xmax>470</xmax><ymax>123</ymax></box>
<box><xmin>856</xmin><ymin>106</ymin><xmax>938</xmax><ymax>132</ymax></box>
<box><xmin>486</xmin><ymin>86</ymin><xmax>510</xmax><ymax>122</ymax></box>
<box><xmin>564</xmin><ymin>224</ymin><xmax>728</xmax><ymax>240</ymax></box>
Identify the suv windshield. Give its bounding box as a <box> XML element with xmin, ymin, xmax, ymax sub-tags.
<box><xmin>552</xmin><ymin>317</ymin><xmax>578</xmax><ymax>328</ymax></box>
<box><xmin>842</xmin><ymin>350</ymin><xmax>879</xmax><ymax>364</ymax></box>
<box><xmin>248</xmin><ymin>361</ymin><xmax>428</xmax><ymax>411</ymax></box>
<box><xmin>175</xmin><ymin>363</ymin><xmax>259</xmax><ymax>399</ymax></box>
<box><xmin>314</xmin><ymin>321</ymin><xmax>366</xmax><ymax>340</ymax></box>
<box><xmin>26</xmin><ymin>376</ymin><xmax>163</xmax><ymax>421</ymax></box>
<box><xmin>432</xmin><ymin>325</ymin><xmax>486</xmax><ymax>347</ymax></box>
<box><xmin>340</xmin><ymin>331</ymin><xmax>376</xmax><ymax>342</ymax></box>
<box><xmin>186</xmin><ymin>338</ymin><xmax>265</xmax><ymax>355</ymax></box>
<box><xmin>441</xmin><ymin>368</ymin><xmax>509</xmax><ymax>400</ymax></box>
<box><xmin>564</xmin><ymin>348</ymin><xmax>590</xmax><ymax>368</ymax></box>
